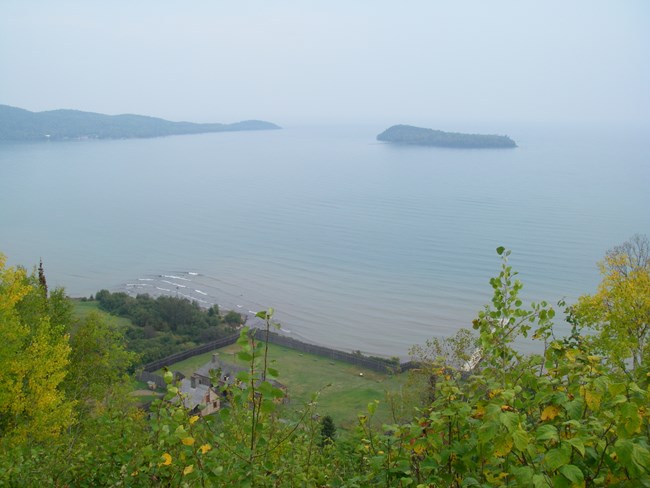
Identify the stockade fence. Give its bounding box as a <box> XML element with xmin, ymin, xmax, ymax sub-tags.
<box><xmin>141</xmin><ymin>333</ymin><xmax>241</xmax><ymax>372</ymax></box>
<box><xmin>137</xmin><ymin>370</ymin><xmax>168</xmax><ymax>390</ymax></box>
<box><xmin>257</xmin><ymin>330</ymin><xmax>403</xmax><ymax>373</ymax></box>
<box><xmin>137</xmin><ymin>328</ymin><xmax>414</xmax><ymax>386</ymax></box>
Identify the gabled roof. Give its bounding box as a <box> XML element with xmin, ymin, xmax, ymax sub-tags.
<box><xmin>195</xmin><ymin>358</ymin><xmax>246</xmax><ymax>383</ymax></box>
<box><xmin>177</xmin><ymin>378</ymin><xmax>212</xmax><ymax>410</ymax></box>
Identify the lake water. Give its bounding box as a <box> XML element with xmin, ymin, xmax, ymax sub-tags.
<box><xmin>1</xmin><ymin>124</ymin><xmax>648</xmax><ymax>357</ymax></box>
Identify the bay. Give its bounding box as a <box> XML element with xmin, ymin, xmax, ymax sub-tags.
<box><xmin>1</xmin><ymin>124</ymin><xmax>648</xmax><ymax>357</ymax></box>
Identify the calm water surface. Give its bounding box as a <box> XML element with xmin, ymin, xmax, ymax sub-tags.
<box><xmin>1</xmin><ymin>124</ymin><xmax>648</xmax><ymax>356</ymax></box>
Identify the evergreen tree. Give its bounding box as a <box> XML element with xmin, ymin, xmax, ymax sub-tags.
<box><xmin>320</xmin><ymin>415</ymin><xmax>336</xmax><ymax>446</ymax></box>
<box><xmin>37</xmin><ymin>257</ymin><xmax>47</xmax><ymax>296</ymax></box>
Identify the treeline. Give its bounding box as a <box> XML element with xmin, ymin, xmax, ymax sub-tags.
<box><xmin>94</xmin><ymin>290</ymin><xmax>243</xmax><ymax>364</ymax></box>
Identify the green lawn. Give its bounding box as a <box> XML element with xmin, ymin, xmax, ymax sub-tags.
<box><xmin>71</xmin><ymin>299</ymin><xmax>133</xmax><ymax>329</ymax></box>
<box><xmin>163</xmin><ymin>342</ymin><xmax>409</xmax><ymax>429</ymax></box>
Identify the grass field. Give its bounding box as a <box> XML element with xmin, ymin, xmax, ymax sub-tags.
<box><xmin>71</xmin><ymin>299</ymin><xmax>133</xmax><ymax>329</ymax></box>
<box><xmin>161</xmin><ymin>341</ymin><xmax>409</xmax><ymax>428</ymax></box>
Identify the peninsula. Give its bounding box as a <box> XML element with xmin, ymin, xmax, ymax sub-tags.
<box><xmin>0</xmin><ymin>104</ymin><xmax>281</xmax><ymax>141</ymax></box>
<box><xmin>377</xmin><ymin>124</ymin><xmax>517</xmax><ymax>148</ymax></box>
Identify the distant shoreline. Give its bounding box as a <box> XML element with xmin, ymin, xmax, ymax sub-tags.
<box><xmin>0</xmin><ymin>104</ymin><xmax>281</xmax><ymax>142</ymax></box>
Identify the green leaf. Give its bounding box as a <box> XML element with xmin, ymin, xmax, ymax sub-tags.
<box><xmin>620</xmin><ymin>402</ymin><xmax>642</xmax><ymax>436</ymax></box>
<box><xmin>499</xmin><ymin>411</ymin><xmax>519</xmax><ymax>433</ymax></box>
<box><xmin>512</xmin><ymin>429</ymin><xmax>529</xmax><ymax>452</ymax></box>
<box><xmin>493</xmin><ymin>435</ymin><xmax>514</xmax><ymax>457</ymax></box>
<box><xmin>532</xmin><ymin>474</ymin><xmax>548</xmax><ymax>488</ymax></box>
<box><xmin>631</xmin><ymin>443</ymin><xmax>650</xmax><ymax>471</ymax></box>
<box><xmin>552</xmin><ymin>474</ymin><xmax>571</xmax><ymax>488</ymax></box>
<box><xmin>545</xmin><ymin>445</ymin><xmax>571</xmax><ymax>471</ymax></box>
<box><xmin>564</xmin><ymin>399</ymin><xmax>584</xmax><ymax>420</ymax></box>
<box><xmin>270</xmin><ymin>386</ymin><xmax>285</xmax><ymax>399</ymax></box>
<box><xmin>367</xmin><ymin>401</ymin><xmax>378</xmax><ymax>416</ymax></box>
<box><xmin>496</xmin><ymin>246</ymin><xmax>505</xmax><ymax>255</ymax></box>
<box><xmin>257</xmin><ymin>381</ymin><xmax>283</xmax><ymax>398</ymax></box>
<box><xmin>617</xmin><ymin>439</ymin><xmax>650</xmax><ymax>475</ymax></box>
<box><xmin>174</xmin><ymin>425</ymin><xmax>187</xmax><ymax>439</ymax></box>
<box><xmin>255</xmin><ymin>308</ymin><xmax>274</xmax><ymax>320</ymax></box>
<box><xmin>267</xmin><ymin>367</ymin><xmax>279</xmax><ymax>378</ymax></box>
<box><xmin>566</xmin><ymin>437</ymin><xmax>585</xmax><ymax>457</ymax></box>
<box><xmin>511</xmin><ymin>466</ymin><xmax>534</xmax><ymax>485</ymax></box>
<box><xmin>236</xmin><ymin>327</ymin><xmax>250</xmax><ymax>346</ymax></box>
<box><xmin>461</xmin><ymin>477</ymin><xmax>481</xmax><ymax>487</ymax></box>
<box><xmin>260</xmin><ymin>398</ymin><xmax>275</xmax><ymax>414</ymax></box>
<box><xmin>536</xmin><ymin>424</ymin><xmax>559</xmax><ymax>442</ymax></box>
<box><xmin>558</xmin><ymin>464</ymin><xmax>584</xmax><ymax>484</ymax></box>
<box><xmin>164</xmin><ymin>370</ymin><xmax>174</xmax><ymax>385</ymax></box>
<box><xmin>237</xmin><ymin>351</ymin><xmax>253</xmax><ymax>362</ymax></box>
<box><xmin>236</xmin><ymin>371</ymin><xmax>251</xmax><ymax>383</ymax></box>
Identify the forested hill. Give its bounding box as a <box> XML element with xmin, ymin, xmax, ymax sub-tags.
<box><xmin>0</xmin><ymin>104</ymin><xmax>281</xmax><ymax>141</ymax></box>
<box><xmin>377</xmin><ymin>124</ymin><xmax>517</xmax><ymax>148</ymax></box>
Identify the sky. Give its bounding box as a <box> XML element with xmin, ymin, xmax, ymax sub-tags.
<box><xmin>1</xmin><ymin>0</ymin><xmax>649</xmax><ymax>128</ymax></box>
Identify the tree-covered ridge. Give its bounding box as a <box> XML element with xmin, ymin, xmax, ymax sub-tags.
<box><xmin>377</xmin><ymin>124</ymin><xmax>517</xmax><ymax>148</ymax></box>
<box><xmin>0</xmin><ymin>104</ymin><xmax>281</xmax><ymax>141</ymax></box>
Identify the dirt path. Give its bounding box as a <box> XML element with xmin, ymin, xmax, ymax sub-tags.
<box><xmin>130</xmin><ymin>389</ymin><xmax>161</xmax><ymax>397</ymax></box>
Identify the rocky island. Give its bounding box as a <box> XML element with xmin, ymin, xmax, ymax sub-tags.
<box><xmin>377</xmin><ymin>124</ymin><xmax>517</xmax><ymax>148</ymax></box>
<box><xmin>0</xmin><ymin>104</ymin><xmax>281</xmax><ymax>141</ymax></box>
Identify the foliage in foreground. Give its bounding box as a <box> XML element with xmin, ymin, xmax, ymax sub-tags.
<box><xmin>0</xmin><ymin>236</ymin><xmax>649</xmax><ymax>486</ymax></box>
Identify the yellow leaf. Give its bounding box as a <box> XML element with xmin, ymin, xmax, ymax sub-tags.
<box><xmin>581</xmin><ymin>388</ymin><xmax>602</xmax><ymax>411</ymax></box>
<box><xmin>199</xmin><ymin>443</ymin><xmax>212</xmax><ymax>454</ymax></box>
<box><xmin>489</xmin><ymin>388</ymin><xmax>503</xmax><ymax>399</ymax></box>
<box><xmin>189</xmin><ymin>415</ymin><xmax>200</xmax><ymax>425</ymax></box>
<box><xmin>183</xmin><ymin>465</ymin><xmax>194</xmax><ymax>475</ymax></box>
<box><xmin>160</xmin><ymin>453</ymin><xmax>172</xmax><ymax>466</ymax></box>
<box><xmin>565</xmin><ymin>349</ymin><xmax>579</xmax><ymax>363</ymax></box>
<box><xmin>494</xmin><ymin>437</ymin><xmax>513</xmax><ymax>457</ymax></box>
<box><xmin>541</xmin><ymin>405</ymin><xmax>561</xmax><ymax>421</ymax></box>
<box><xmin>473</xmin><ymin>405</ymin><xmax>485</xmax><ymax>419</ymax></box>
<box><xmin>182</xmin><ymin>437</ymin><xmax>195</xmax><ymax>446</ymax></box>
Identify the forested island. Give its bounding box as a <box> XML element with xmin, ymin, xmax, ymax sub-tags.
<box><xmin>0</xmin><ymin>104</ymin><xmax>281</xmax><ymax>141</ymax></box>
<box><xmin>377</xmin><ymin>124</ymin><xmax>517</xmax><ymax>148</ymax></box>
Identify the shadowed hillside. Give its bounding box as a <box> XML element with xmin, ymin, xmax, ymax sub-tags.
<box><xmin>0</xmin><ymin>104</ymin><xmax>281</xmax><ymax>141</ymax></box>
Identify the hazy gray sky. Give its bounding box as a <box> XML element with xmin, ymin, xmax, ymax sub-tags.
<box><xmin>1</xmin><ymin>1</ymin><xmax>648</xmax><ymax>127</ymax></box>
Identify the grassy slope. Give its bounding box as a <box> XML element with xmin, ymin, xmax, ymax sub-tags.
<box><xmin>161</xmin><ymin>342</ymin><xmax>408</xmax><ymax>428</ymax></box>
<box><xmin>71</xmin><ymin>299</ymin><xmax>133</xmax><ymax>330</ymax></box>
